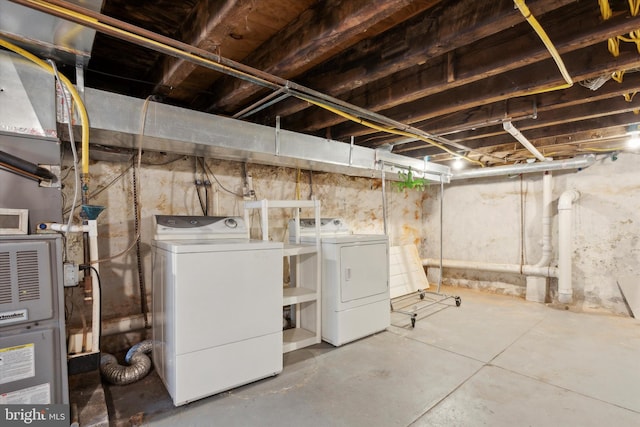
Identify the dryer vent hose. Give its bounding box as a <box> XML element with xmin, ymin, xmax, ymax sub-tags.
<box><xmin>100</xmin><ymin>340</ymin><xmax>153</xmax><ymax>385</ymax></box>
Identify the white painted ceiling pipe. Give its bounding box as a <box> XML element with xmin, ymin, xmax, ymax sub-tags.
<box><xmin>503</xmin><ymin>121</ymin><xmax>550</xmax><ymax>162</ymax></box>
<box><xmin>557</xmin><ymin>189</ymin><xmax>581</xmax><ymax>304</ymax></box>
<box><xmin>451</xmin><ymin>155</ymin><xmax>595</xmax><ymax>180</ymax></box>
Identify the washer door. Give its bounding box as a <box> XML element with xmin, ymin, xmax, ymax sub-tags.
<box><xmin>340</xmin><ymin>242</ymin><xmax>388</xmax><ymax>303</ymax></box>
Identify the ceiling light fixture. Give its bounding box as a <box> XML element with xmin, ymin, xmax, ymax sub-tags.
<box><xmin>627</xmin><ymin>131</ymin><xmax>640</xmax><ymax>149</ymax></box>
<box><xmin>452</xmin><ymin>157</ymin><xmax>465</xmax><ymax>170</ymax></box>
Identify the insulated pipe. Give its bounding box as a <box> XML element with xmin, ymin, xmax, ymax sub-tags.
<box><xmin>451</xmin><ymin>155</ymin><xmax>595</xmax><ymax>180</ymax></box>
<box><xmin>100</xmin><ymin>340</ymin><xmax>153</xmax><ymax>385</ymax></box>
<box><xmin>503</xmin><ymin>121</ymin><xmax>549</xmax><ymax>162</ymax></box>
<box><xmin>0</xmin><ymin>150</ymin><xmax>56</xmax><ymax>181</ymax></box>
<box><xmin>557</xmin><ymin>190</ymin><xmax>580</xmax><ymax>303</ymax></box>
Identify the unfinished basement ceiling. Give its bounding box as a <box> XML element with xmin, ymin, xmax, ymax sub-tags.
<box><xmin>5</xmin><ymin>0</ymin><xmax>640</xmax><ymax>168</ymax></box>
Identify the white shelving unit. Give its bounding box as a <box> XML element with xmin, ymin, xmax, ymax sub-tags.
<box><xmin>244</xmin><ymin>199</ymin><xmax>322</xmax><ymax>353</ymax></box>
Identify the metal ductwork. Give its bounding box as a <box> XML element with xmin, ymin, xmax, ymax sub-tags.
<box><xmin>63</xmin><ymin>86</ymin><xmax>451</xmax><ymax>182</ymax></box>
<box><xmin>100</xmin><ymin>340</ymin><xmax>153</xmax><ymax>386</ymax></box>
<box><xmin>0</xmin><ymin>0</ymin><xmax>103</xmax><ymax>67</ymax></box>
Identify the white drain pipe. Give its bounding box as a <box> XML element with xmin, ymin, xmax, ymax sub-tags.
<box><xmin>423</xmin><ymin>171</ymin><xmax>557</xmax><ymax>278</ymax></box>
<box><xmin>534</xmin><ymin>172</ymin><xmax>553</xmax><ymax>269</ymax></box>
<box><xmin>557</xmin><ymin>189</ymin><xmax>580</xmax><ymax>303</ymax></box>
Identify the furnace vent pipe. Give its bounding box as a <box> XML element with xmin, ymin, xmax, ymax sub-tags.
<box><xmin>557</xmin><ymin>189</ymin><xmax>580</xmax><ymax>303</ymax></box>
<box><xmin>451</xmin><ymin>155</ymin><xmax>595</xmax><ymax>180</ymax></box>
<box><xmin>100</xmin><ymin>340</ymin><xmax>153</xmax><ymax>385</ymax></box>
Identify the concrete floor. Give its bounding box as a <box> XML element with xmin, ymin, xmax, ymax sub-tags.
<box><xmin>101</xmin><ymin>286</ymin><xmax>640</xmax><ymax>426</ymax></box>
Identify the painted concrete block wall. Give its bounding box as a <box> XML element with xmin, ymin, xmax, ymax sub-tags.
<box><xmin>61</xmin><ymin>149</ymin><xmax>424</xmax><ymax>346</ymax></box>
<box><xmin>423</xmin><ymin>153</ymin><xmax>639</xmax><ymax>315</ymax></box>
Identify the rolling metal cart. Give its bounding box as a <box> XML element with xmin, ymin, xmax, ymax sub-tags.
<box><xmin>389</xmin><ymin>178</ymin><xmax>461</xmax><ymax>328</ymax></box>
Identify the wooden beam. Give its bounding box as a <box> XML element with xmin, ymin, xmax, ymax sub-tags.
<box><xmin>151</xmin><ymin>0</ymin><xmax>316</xmax><ymax>103</ymax></box>
<box><xmin>286</xmin><ymin>5</ymin><xmax>640</xmax><ymax>135</ymax></box>
<box><xmin>202</xmin><ymin>0</ymin><xmax>441</xmax><ymax>113</ymax></box>
<box><xmin>325</xmin><ymin>42</ymin><xmax>640</xmax><ymax>142</ymax></box>
<box><xmin>260</xmin><ymin>0</ymin><xmax>582</xmax><ymax>125</ymax></box>
<box><xmin>405</xmin><ymin>112</ymin><xmax>640</xmax><ymax>158</ymax></box>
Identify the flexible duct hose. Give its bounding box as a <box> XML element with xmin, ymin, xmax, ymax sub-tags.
<box><xmin>100</xmin><ymin>340</ymin><xmax>153</xmax><ymax>385</ymax></box>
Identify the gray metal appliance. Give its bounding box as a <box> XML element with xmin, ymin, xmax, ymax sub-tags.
<box><xmin>0</xmin><ymin>235</ymin><xmax>68</xmax><ymax>404</ymax></box>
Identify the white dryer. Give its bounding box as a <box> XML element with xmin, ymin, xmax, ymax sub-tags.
<box><xmin>290</xmin><ymin>218</ymin><xmax>390</xmax><ymax>346</ymax></box>
<box><xmin>152</xmin><ymin>215</ymin><xmax>283</xmax><ymax>406</ymax></box>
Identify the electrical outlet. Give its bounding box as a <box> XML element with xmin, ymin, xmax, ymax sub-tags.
<box><xmin>63</xmin><ymin>262</ymin><xmax>79</xmax><ymax>287</ymax></box>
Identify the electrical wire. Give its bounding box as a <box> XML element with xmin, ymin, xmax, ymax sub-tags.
<box><xmin>514</xmin><ymin>0</ymin><xmax>573</xmax><ymax>90</ymax></box>
<box><xmin>298</xmin><ymin>94</ymin><xmax>485</xmax><ymax>167</ymax></box>
<box><xmin>7</xmin><ymin>0</ymin><xmax>479</xmax><ymax>166</ymax></box>
<box><xmin>49</xmin><ymin>59</ymin><xmax>80</xmax><ymax>234</ymax></box>
<box><xmin>0</xmin><ymin>37</ymin><xmax>90</xmax><ymax>179</ymax></box>
<box><xmin>201</xmin><ymin>158</ymin><xmax>245</xmax><ymax>197</ymax></box>
<box><xmin>62</xmin><ymin>160</ymin><xmax>134</xmax><ymax>216</ymax></box>
<box><xmin>599</xmin><ymin>0</ymin><xmax>613</xmax><ymax>20</ymax></box>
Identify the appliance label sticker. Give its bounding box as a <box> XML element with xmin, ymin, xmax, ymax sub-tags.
<box><xmin>0</xmin><ymin>343</ymin><xmax>36</xmax><ymax>385</ymax></box>
<box><xmin>0</xmin><ymin>382</ymin><xmax>50</xmax><ymax>404</ymax></box>
<box><xmin>0</xmin><ymin>308</ymin><xmax>28</xmax><ymax>326</ymax></box>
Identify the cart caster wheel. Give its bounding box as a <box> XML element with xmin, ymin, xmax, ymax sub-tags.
<box><xmin>419</xmin><ymin>293</ymin><xmax>425</xmax><ymax>300</ymax></box>
<box><xmin>455</xmin><ymin>297</ymin><xmax>462</xmax><ymax>307</ymax></box>
<box><xmin>411</xmin><ymin>316</ymin><xmax>416</xmax><ymax>328</ymax></box>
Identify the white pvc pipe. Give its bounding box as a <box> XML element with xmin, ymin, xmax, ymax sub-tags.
<box><xmin>558</xmin><ymin>190</ymin><xmax>580</xmax><ymax>303</ymax></box>
<box><xmin>422</xmin><ymin>171</ymin><xmax>557</xmax><ymax>279</ymax></box>
<box><xmin>422</xmin><ymin>258</ymin><xmax>558</xmax><ymax>277</ymax></box>
<box><xmin>535</xmin><ymin>172</ymin><xmax>553</xmax><ymax>267</ymax></box>
<box><xmin>503</xmin><ymin>121</ymin><xmax>549</xmax><ymax>162</ymax></box>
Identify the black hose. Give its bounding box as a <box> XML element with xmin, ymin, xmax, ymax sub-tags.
<box><xmin>0</xmin><ymin>150</ymin><xmax>56</xmax><ymax>181</ymax></box>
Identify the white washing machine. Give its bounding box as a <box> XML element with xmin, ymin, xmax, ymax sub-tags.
<box><xmin>152</xmin><ymin>215</ymin><xmax>283</xmax><ymax>406</ymax></box>
<box><xmin>290</xmin><ymin>218</ymin><xmax>390</xmax><ymax>346</ymax></box>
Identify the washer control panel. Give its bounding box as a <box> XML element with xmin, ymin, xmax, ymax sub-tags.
<box><xmin>154</xmin><ymin>215</ymin><xmax>247</xmax><ymax>240</ymax></box>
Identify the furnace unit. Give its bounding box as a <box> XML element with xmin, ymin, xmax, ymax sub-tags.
<box><xmin>0</xmin><ymin>235</ymin><xmax>68</xmax><ymax>404</ymax></box>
